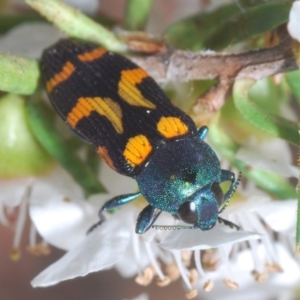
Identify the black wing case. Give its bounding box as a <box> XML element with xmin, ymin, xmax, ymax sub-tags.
<box><xmin>41</xmin><ymin>39</ymin><xmax>197</xmax><ymax>176</ymax></box>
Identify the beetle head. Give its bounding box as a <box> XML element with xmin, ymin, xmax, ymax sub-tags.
<box><xmin>177</xmin><ymin>182</ymin><xmax>224</xmax><ymax>230</ymax></box>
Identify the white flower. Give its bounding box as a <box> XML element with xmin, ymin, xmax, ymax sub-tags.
<box><xmin>0</xmin><ymin>166</ymin><xmax>84</xmax><ymax>260</ymax></box>
<box><xmin>28</xmin><ymin>140</ymin><xmax>298</xmax><ymax>299</ymax></box>
<box><xmin>31</xmin><ymin>208</ymin><xmax>131</xmax><ymax>287</ymax></box>
<box><xmin>196</xmin><ymin>197</ymin><xmax>299</xmax><ymax>299</ymax></box>
<box><xmin>30</xmin><ymin>167</ymin><xmax>261</xmax><ymax>299</ymax></box>
<box><xmin>288</xmin><ymin>1</ymin><xmax>300</xmax><ymax>42</ymax></box>
<box><xmin>29</xmin><ymin>162</ymin><xmax>137</xmax><ymax>251</ymax></box>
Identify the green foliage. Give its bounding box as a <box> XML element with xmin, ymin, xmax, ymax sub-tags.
<box><xmin>0</xmin><ymin>94</ymin><xmax>53</xmax><ymax>178</ymax></box>
<box><xmin>124</xmin><ymin>0</ymin><xmax>152</xmax><ymax>30</ymax></box>
<box><xmin>209</xmin><ymin>115</ymin><xmax>297</xmax><ymax>200</ymax></box>
<box><xmin>233</xmin><ymin>79</ymin><xmax>299</xmax><ymax>146</ymax></box>
<box><xmin>25</xmin><ymin>0</ymin><xmax>126</xmax><ymax>52</ymax></box>
<box><xmin>164</xmin><ymin>1</ymin><xmax>292</xmax><ymax>50</ymax></box>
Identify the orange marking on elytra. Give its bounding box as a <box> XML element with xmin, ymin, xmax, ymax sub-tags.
<box><xmin>157</xmin><ymin>117</ymin><xmax>188</xmax><ymax>138</ymax></box>
<box><xmin>46</xmin><ymin>61</ymin><xmax>75</xmax><ymax>92</ymax></box>
<box><xmin>118</xmin><ymin>68</ymin><xmax>156</xmax><ymax>109</ymax></box>
<box><xmin>97</xmin><ymin>146</ymin><xmax>116</xmax><ymax>170</ymax></box>
<box><xmin>67</xmin><ymin>97</ymin><xmax>123</xmax><ymax>133</ymax></box>
<box><xmin>123</xmin><ymin>134</ymin><xmax>152</xmax><ymax>167</ymax></box>
<box><xmin>77</xmin><ymin>48</ymin><xmax>106</xmax><ymax>62</ymax></box>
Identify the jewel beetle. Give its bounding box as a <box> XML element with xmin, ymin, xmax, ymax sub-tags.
<box><xmin>41</xmin><ymin>39</ymin><xmax>240</xmax><ymax>234</ymax></box>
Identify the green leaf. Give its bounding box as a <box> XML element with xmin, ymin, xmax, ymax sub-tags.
<box><xmin>25</xmin><ymin>0</ymin><xmax>126</xmax><ymax>52</ymax></box>
<box><xmin>26</xmin><ymin>96</ymin><xmax>106</xmax><ymax>197</ymax></box>
<box><xmin>233</xmin><ymin>79</ymin><xmax>300</xmax><ymax>146</ymax></box>
<box><xmin>0</xmin><ymin>54</ymin><xmax>39</xmax><ymax>94</ymax></box>
<box><xmin>164</xmin><ymin>1</ymin><xmax>292</xmax><ymax>51</ymax></box>
<box><xmin>205</xmin><ymin>2</ymin><xmax>292</xmax><ymax>50</ymax></box>
<box><xmin>286</xmin><ymin>70</ymin><xmax>300</xmax><ymax>107</ymax></box>
<box><xmin>125</xmin><ymin>0</ymin><xmax>152</xmax><ymax>31</ymax></box>
<box><xmin>209</xmin><ymin>116</ymin><xmax>297</xmax><ymax>199</ymax></box>
<box><xmin>0</xmin><ymin>94</ymin><xmax>53</xmax><ymax>178</ymax></box>
<box><xmin>164</xmin><ymin>4</ymin><xmax>240</xmax><ymax>50</ymax></box>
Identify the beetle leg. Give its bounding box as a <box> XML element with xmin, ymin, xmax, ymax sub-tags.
<box><xmin>136</xmin><ymin>205</ymin><xmax>162</xmax><ymax>234</ymax></box>
<box><xmin>218</xmin><ymin>217</ymin><xmax>240</xmax><ymax>230</ymax></box>
<box><xmin>100</xmin><ymin>192</ymin><xmax>142</xmax><ymax>212</ymax></box>
<box><xmin>197</xmin><ymin>126</ymin><xmax>208</xmax><ymax>140</ymax></box>
<box><xmin>87</xmin><ymin>192</ymin><xmax>141</xmax><ymax>234</ymax></box>
<box><xmin>220</xmin><ymin>169</ymin><xmax>236</xmax><ymax>200</ymax></box>
<box><xmin>218</xmin><ymin>171</ymin><xmax>241</xmax><ymax>214</ymax></box>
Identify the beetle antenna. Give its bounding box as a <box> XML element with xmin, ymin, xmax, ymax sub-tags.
<box><xmin>86</xmin><ymin>211</ymin><xmax>106</xmax><ymax>235</ymax></box>
<box><xmin>218</xmin><ymin>217</ymin><xmax>240</xmax><ymax>230</ymax></box>
<box><xmin>152</xmin><ymin>225</ymin><xmax>197</xmax><ymax>230</ymax></box>
<box><xmin>218</xmin><ymin>171</ymin><xmax>242</xmax><ymax>214</ymax></box>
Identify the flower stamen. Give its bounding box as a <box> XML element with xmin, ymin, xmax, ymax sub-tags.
<box><xmin>156</xmin><ymin>276</ymin><xmax>171</xmax><ymax>287</ymax></box>
<box><xmin>189</xmin><ymin>268</ymin><xmax>198</xmax><ymax>285</ymax></box>
<box><xmin>249</xmin><ymin>214</ymin><xmax>278</xmax><ymax>265</ymax></box>
<box><xmin>132</xmin><ymin>232</ymin><xmax>142</xmax><ymax>274</ymax></box>
<box><xmin>203</xmin><ymin>280</ymin><xmax>214</xmax><ymax>292</ymax></box>
<box><xmin>219</xmin><ymin>245</ymin><xmax>235</xmax><ymax>279</ymax></box>
<box><xmin>135</xmin><ymin>267</ymin><xmax>154</xmax><ymax>286</ymax></box>
<box><xmin>185</xmin><ymin>289</ymin><xmax>198</xmax><ymax>299</ymax></box>
<box><xmin>144</xmin><ymin>241</ymin><xmax>165</xmax><ymax>280</ymax></box>
<box><xmin>194</xmin><ymin>250</ymin><xmax>205</xmax><ymax>277</ymax></box>
<box><xmin>223</xmin><ymin>278</ymin><xmax>239</xmax><ymax>290</ymax></box>
<box><xmin>194</xmin><ymin>250</ymin><xmax>214</xmax><ymax>291</ymax></box>
<box><xmin>251</xmin><ymin>270</ymin><xmax>268</xmax><ymax>283</ymax></box>
<box><xmin>236</xmin><ymin>213</ymin><xmax>265</xmax><ymax>273</ymax></box>
<box><xmin>0</xmin><ymin>201</ymin><xmax>10</xmax><ymax>226</ymax></box>
<box><xmin>265</xmin><ymin>262</ymin><xmax>284</xmax><ymax>273</ymax></box>
<box><xmin>164</xmin><ymin>262</ymin><xmax>180</xmax><ymax>281</ymax></box>
<box><xmin>201</xmin><ymin>250</ymin><xmax>219</xmax><ymax>271</ymax></box>
<box><xmin>10</xmin><ymin>185</ymin><xmax>31</xmax><ymax>261</ymax></box>
<box><xmin>173</xmin><ymin>250</ymin><xmax>196</xmax><ymax>295</ymax></box>
<box><xmin>181</xmin><ymin>250</ymin><xmax>192</xmax><ymax>266</ymax></box>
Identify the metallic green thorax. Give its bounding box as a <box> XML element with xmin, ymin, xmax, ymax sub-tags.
<box><xmin>135</xmin><ymin>134</ymin><xmax>231</xmax><ymax>231</ymax></box>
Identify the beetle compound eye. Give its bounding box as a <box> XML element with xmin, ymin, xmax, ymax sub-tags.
<box><xmin>211</xmin><ymin>182</ymin><xmax>224</xmax><ymax>206</ymax></box>
<box><xmin>178</xmin><ymin>201</ymin><xmax>197</xmax><ymax>224</ymax></box>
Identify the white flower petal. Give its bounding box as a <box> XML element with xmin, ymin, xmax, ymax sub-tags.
<box><xmin>29</xmin><ymin>189</ymin><xmax>99</xmax><ymax>250</ymax></box>
<box><xmin>255</xmin><ymin>199</ymin><xmax>297</xmax><ymax>234</ymax></box>
<box><xmin>236</xmin><ymin>142</ymin><xmax>298</xmax><ymax>177</ymax></box>
<box><xmin>160</xmin><ymin>223</ymin><xmax>260</xmax><ymax>251</ymax></box>
<box><xmin>33</xmin><ymin>167</ymin><xmax>84</xmax><ymax>199</ymax></box>
<box><xmin>288</xmin><ymin>1</ymin><xmax>300</xmax><ymax>42</ymax></box>
<box><xmin>272</xmin><ymin>242</ymin><xmax>300</xmax><ymax>286</ymax></box>
<box><xmin>0</xmin><ymin>23</ymin><xmax>64</xmax><ymax>58</ymax></box>
<box><xmin>0</xmin><ymin>178</ymin><xmax>32</xmax><ymax>207</ymax></box>
<box><xmin>31</xmin><ymin>217</ymin><xmax>130</xmax><ymax>287</ymax></box>
<box><xmin>224</xmin><ymin>196</ymin><xmax>271</xmax><ymax>215</ymax></box>
<box><xmin>115</xmin><ymin>239</ymin><xmax>151</xmax><ymax>278</ymax></box>
<box><xmin>114</xmin><ymin>208</ymin><xmax>153</xmax><ymax>278</ymax></box>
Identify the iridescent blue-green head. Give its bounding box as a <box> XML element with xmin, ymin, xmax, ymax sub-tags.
<box><xmin>135</xmin><ymin>135</ymin><xmax>236</xmax><ymax>231</ymax></box>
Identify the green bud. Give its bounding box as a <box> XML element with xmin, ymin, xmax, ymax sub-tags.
<box><xmin>0</xmin><ymin>94</ymin><xmax>53</xmax><ymax>179</ymax></box>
